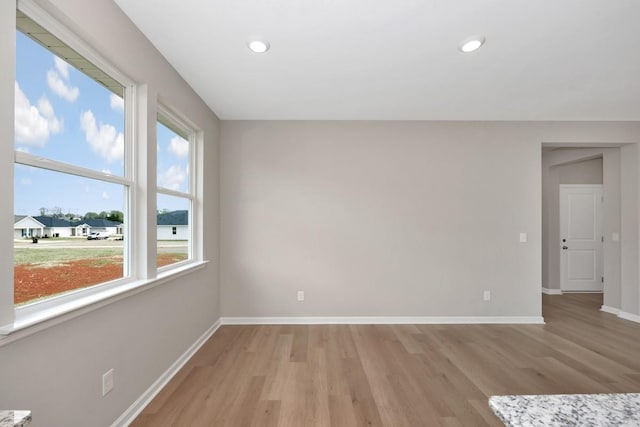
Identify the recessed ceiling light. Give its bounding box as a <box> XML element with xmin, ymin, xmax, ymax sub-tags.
<box><xmin>248</xmin><ymin>40</ymin><xmax>270</xmax><ymax>54</ymax></box>
<box><xmin>458</xmin><ymin>35</ymin><xmax>486</xmax><ymax>53</ymax></box>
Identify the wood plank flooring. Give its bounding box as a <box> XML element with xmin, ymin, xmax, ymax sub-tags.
<box><xmin>131</xmin><ymin>294</ymin><xmax>640</xmax><ymax>426</ymax></box>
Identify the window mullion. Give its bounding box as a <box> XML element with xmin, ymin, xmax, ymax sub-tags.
<box><xmin>132</xmin><ymin>84</ymin><xmax>158</xmax><ymax>280</ymax></box>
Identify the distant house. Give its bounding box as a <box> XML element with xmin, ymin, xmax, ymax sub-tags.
<box><xmin>14</xmin><ymin>215</ymin><xmax>44</xmax><ymax>239</ymax></box>
<box><xmin>157</xmin><ymin>210</ymin><xmax>188</xmax><ymax>240</ymax></box>
<box><xmin>13</xmin><ymin>215</ymin><xmax>123</xmax><ymax>239</ymax></box>
<box><xmin>14</xmin><ymin>213</ymin><xmax>186</xmax><ymax>240</ymax></box>
<box><xmin>35</xmin><ymin>216</ymin><xmax>85</xmax><ymax>238</ymax></box>
<box><xmin>83</xmin><ymin>218</ymin><xmax>124</xmax><ymax>236</ymax></box>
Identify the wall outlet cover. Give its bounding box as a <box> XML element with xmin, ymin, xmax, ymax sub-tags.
<box><xmin>102</xmin><ymin>369</ymin><xmax>114</xmax><ymax>396</ymax></box>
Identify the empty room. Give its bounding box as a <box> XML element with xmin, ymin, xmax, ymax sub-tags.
<box><xmin>1</xmin><ymin>0</ymin><xmax>639</xmax><ymax>426</ymax></box>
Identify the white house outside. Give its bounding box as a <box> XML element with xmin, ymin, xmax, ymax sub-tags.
<box><xmin>157</xmin><ymin>210</ymin><xmax>188</xmax><ymax>241</ymax></box>
<box><xmin>14</xmin><ymin>216</ymin><xmax>123</xmax><ymax>239</ymax></box>
<box><xmin>13</xmin><ymin>215</ymin><xmax>45</xmax><ymax>239</ymax></box>
<box><xmin>13</xmin><ymin>211</ymin><xmax>186</xmax><ymax>240</ymax></box>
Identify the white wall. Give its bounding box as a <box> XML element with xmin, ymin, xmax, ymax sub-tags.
<box><xmin>220</xmin><ymin>121</ymin><xmax>638</xmax><ymax>319</ymax></box>
<box><xmin>157</xmin><ymin>225</ymin><xmax>189</xmax><ymax>240</ymax></box>
<box><xmin>48</xmin><ymin>226</ymin><xmax>74</xmax><ymax>238</ymax></box>
<box><xmin>0</xmin><ymin>1</ymin><xmax>220</xmax><ymax>427</ymax></box>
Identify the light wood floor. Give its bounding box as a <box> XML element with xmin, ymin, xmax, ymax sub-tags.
<box><xmin>132</xmin><ymin>294</ymin><xmax>640</xmax><ymax>426</ymax></box>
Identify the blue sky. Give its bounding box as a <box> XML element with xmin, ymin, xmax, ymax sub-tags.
<box><xmin>14</xmin><ymin>31</ymin><xmax>189</xmax><ymax>217</ymax></box>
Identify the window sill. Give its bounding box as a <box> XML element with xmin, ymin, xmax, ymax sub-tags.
<box><xmin>0</xmin><ymin>260</ymin><xmax>209</xmax><ymax>346</ymax></box>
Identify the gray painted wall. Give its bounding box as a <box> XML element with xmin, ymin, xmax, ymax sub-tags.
<box><xmin>557</xmin><ymin>158</ymin><xmax>603</xmax><ymax>183</ymax></box>
<box><xmin>0</xmin><ymin>1</ymin><xmax>220</xmax><ymax>427</ymax></box>
<box><xmin>0</xmin><ymin>1</ymin><xmax>15</xmax><ymax>325</ymax></box>
<box><xmin>220</xmin><ymin>121</ymin><xmax>640</xmax><ymax>319</ymax></box>
<box><xmin>621</xmin><ymin>144</ymin><xmax>640</xmax><ymax>316</ymax></box>
<box><xmin>603</xmin><ymin>150</ymin><xmax>622</xmax><ymax>310</ymax></box>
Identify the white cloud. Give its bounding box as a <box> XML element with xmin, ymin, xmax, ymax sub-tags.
<box><xmin>47</xmin><ymin>56</ymin><xmax>79</xmax><ymax>102</ymax></box>
<box><xmin>20</xmin><ymin>178</ymin><xmax>32</xmax><ymax>186</ymax></box>
<box><xmin>47</xmin><ymin>69</ymin><xmax>79</xmax><ymax>102</ymax></box>
<box><xmin>15</xmin><ymin>146</ymin><xmax>31</xmax><ymax>154</ymax></box>
<box><xmin>37</xmin><ymin>97</ymin><xmax>63</xmax><ymax>134</ymax></box>
<box><xmin>168</xmin><ymin>136</ymin><xmax>189</xmax><ymax>158</ymax></box>
<box><xmin>54</xmin><ymin>56</ymin><xmax>70</xmax><ymax>79</ymax></box>
<box><xmin>14</xmin><ymin>81</ymin><xmax>62</xmax><ymax>146</ymax></box>
<box><xmin>80</xmin><ymin>110</ymin><xmax>124</xmax><ymax>163</ymax></box>
<box><xmin>158</xmin><ymin>165</ymin><xmax>187</xmax><ymax>191</ymax></box>
<box><xmin>101</xmin><ymin>191</ymin><xmax>110</xmax><ymax>200</ymax></box>
<box><xmin>101</xmin><ymin>168</ymin><xmax>112</xmax><ymax>175</ymax></box>
<box><xmin>110</xmin><ymin>93</ymin><xmax>124</xmax><ymax>111</ymax></box>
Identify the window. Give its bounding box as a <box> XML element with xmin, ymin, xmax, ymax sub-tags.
<box><xmin>156</xmin><ymin>110</ymin><xmax>194</xmax><ymax>269</ymax></box>
<box><xmin>2</xmin><ymin>2</ymin><xmax>203</xmax><ymax>331</ymax></box>
<box><xmin>14</xmin><ymin>10</ymin><xmax>131</xmax><ymax>306</ymax></box>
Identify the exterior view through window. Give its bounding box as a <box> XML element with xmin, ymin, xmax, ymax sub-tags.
<box><xmin>14</xmin><ymin>12</ymin><xmax>128</xmax><ymax>305</ymax></box>
<box><xmin>156</xmin><ymin>116</ymin><xmax>192</xmax><ymax>268</ymax></box>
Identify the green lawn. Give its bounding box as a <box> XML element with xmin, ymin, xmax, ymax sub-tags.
<box><xmin>14</xmin><ymin>248</ymin><xmax>123</xmax><ymax>266</ymax></box>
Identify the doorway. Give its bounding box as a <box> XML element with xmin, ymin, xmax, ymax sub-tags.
<box><xmin>541</xmin><ymin>148</ymin><xmax>606</xmax><ymax>297</ymax></box>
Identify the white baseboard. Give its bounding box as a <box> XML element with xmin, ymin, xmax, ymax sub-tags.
<box><xmin>562</xmin><ymin>290</ymin><xmax>604</xmax><ymax>294</ymax></box>
<box><xmin>112</xmin><ymin>318</ymin><xmax>222</xmax><ymax>427</ymax></box>
<box><xmin>618</xmin><ymin>311</ymin><xmax>640</xmax><ymax>324</ymax></box>
<box><xmin>600</xmin><ymin>305</ymin><xmax>620</xmax><ymax>315</ymax></box>
<box><xmin>542</xmin><ymin>287</ymin><xmax>562</xmax><ymax>295</ymax></box>
<box><xmin>600</xmin><ymin>306</ymin><xmax>640</xmax><ymax>324</ymax></box>
<box><xmin>220</xmin><ymin>316</ymin><xmax>545</xmax><ymax>325</ymax></box>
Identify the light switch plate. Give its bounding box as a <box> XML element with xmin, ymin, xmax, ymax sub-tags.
<box><xmin>612</xmin><ymin>232</ymin><xmax>620</xmax><ymax>242</ymax></box>
<box><xmin>519</xmin><ymin>232</ymin><xmax>527</xmax><ymax>243</ymax></box>
<box><xmin>102</xmin><ymin>369</ymin><xmax>114</xmax><ymax>396</ymax></box>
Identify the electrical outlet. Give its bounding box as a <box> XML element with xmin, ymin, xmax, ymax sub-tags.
<box><xmin>483</xmin><ymin>290</ymin><xmax>491</xmax><ymax>301</ymax></box>
<box><xmin>102</xmin><ymin>369</ymin><xmax>114</xmax><ymax>396</ymax></box>
<box><xmin>297</xmin><ymin>291</ymin><xmax>304</xmax><ymax>301</ymax></box>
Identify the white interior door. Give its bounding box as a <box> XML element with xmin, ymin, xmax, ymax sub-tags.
<box><xmin>560</xmin><ymin>185</ymin><xmax>603</xmax><ymax>292</ymax></box>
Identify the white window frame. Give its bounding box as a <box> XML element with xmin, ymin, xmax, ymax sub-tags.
<box><xmin>10</xmin><ymin>0</ymin><xmax>137</xmax><ymax>319</ymax></box>
<box><xmin>0</xmin><ymin>1</ymin><xmax>206</xmax><ymax>339</ymax></box>
<box><xmin>156</xmin><ymin>104</ymin><xmax>197</xmax><ymax>272</ymax></box>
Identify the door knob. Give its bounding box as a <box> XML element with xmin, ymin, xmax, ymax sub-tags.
<box><xmin>562</xmin><ymin>246</ymin><xmax>568</xmax><ymax>250</ymax></box>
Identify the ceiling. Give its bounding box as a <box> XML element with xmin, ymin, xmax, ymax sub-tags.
<box><xmin>114</xmin><ymin>0</ymin><xmax>640</xmax><ymax>121</ymax></box>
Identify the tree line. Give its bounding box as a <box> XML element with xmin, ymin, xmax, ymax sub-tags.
<box><xmin>38</xmin><ymin>207</ymin><xmax>124</xmax><ymax>223</ymax></box>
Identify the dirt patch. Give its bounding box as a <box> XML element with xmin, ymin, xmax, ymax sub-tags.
<box><xmin>14</xmin><ymin>253</ymin><xmax>187</xmax><ymax>305</ymax></box>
